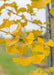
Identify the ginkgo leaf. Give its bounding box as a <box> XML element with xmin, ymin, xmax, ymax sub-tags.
<box><xmin>7</xmin><ymin>2</ymin><xmax>17</xmax><ymax>10</ymax></box>
<box><xmin>41</xmin><ymin>59</ymin><xmax>46</xmax><ymax>63</ymax></box>
<box><xmin>16</xmin><ymin>46</ymin><xmax>28</xmax><ymax>54</ymax></box>
<box><xmin>13</xmin><ymin>58</ymin><xmax>18</xmax><ymax>62</ymax></box>
<box><xmin>19</xmin><ymin>7</ymin><xmax>26</xmax><ymax>12</ymax></box>
<box><xmin>0</xmin><ymin>12</ymin><xmax>1</xmax><ymax>15</ymax></box>
<box><xmin>52</xmin><ymin>0</ymin><xmax>54</xmax><ymax>4</ymax></box>
<box><xmin>0</xmin><ymin>4</ymin><xmax>5</xmax><ymax>11</ymax></box>
<box><xmin>8</xmin><ymin>11</ymin><xmax>11</xmax><ymax>16</ymax></box>
<box><xmin>0</xmin><ymin>19</ymin><xmax>15</xmax><ymax>29</ymax></box>
<box><xmin>32</xmin><ymin>54</ymin><xmax>45</xmax><ymax>64</ymax></box>
<box><xmin>45</xmin><ymin>69</ymin><xmax>50</xmax><ymax>73</ymax></box>
<box><xmin>6</xmin><ymin>45</ymin><xmax>16</xmax><ymax>55</ymax></box>
<box><xmin>20</xmin><ymin>21</ymin><xmax>27</xmax><ymax>27</ymax></box>
<box><xmin>13</xmin><ymin>23</ymin><xmax>21</xmax><ymax>35</ymax></box>
<box><xmin>50</xmin><ymin>7</ymin><xmax>54</xmax><ymax>14</ymax></box>
<box><xmin>44</xmin><ymin>46</ymin><xmax>50</xmax><ymax>56</ymax></box>
<box><xmin>45</xmin><ymin>0</ymin><xmax>51</xmax><ymax>4</ymax></box>
<box><xmin>21</xmin><ymin>14</ymin><xmax>25</xmax><ymax>19</ymax></box>
<box><xmin>32</xmin><ymin>44</ymin><xmax>44</xmax><ymax>53</ymax></box>
<box><xmin>21</xmin><ymin>33</ymin><xmax>34</xmax><ymax>47</ymax></box>
<box><xmin>5</xmin><ymin>36</ymin><xmax>19</xmax><ymax>46</ymax></box>
<box><xmin>49</xmin><ymin>67</ymin><xmax>54</xmax><ymax>72</ymax></box>
<box><xmin>27</xmin><ymin>4</ymin><xmax>33</xmax><ymax>13</ymax></box>
<box><xmin>31</xmin><ymin>0</ymin><xmax>51</xmax><ymax>9</ymax></box>
<box><xmin>31</xmin><ymin>30</ymin><xmax>43</xmax><ymax>37</ymax></box>
<box><xmin>13</xmin><ymin>56</ymin><xmax>32</xmax><ymax>66</ymax></box>
<box><xmin>44</xmin><ymin>39</ymin><xmax>53</xmax><ymax>47</ymax></box>
<box><xmin>13</xmin><ymin>56</ymin><xmax>23</xmax><ymax>65</ymax></box>
<box><xmin>29</xmin><ymin>68</ymin><xmax>46</xmax><ymax>75</ymax></box>
<box><xmin>21</xmin><ymin>57</ymin><xmax>32</xmax><ymax>66</ymax></box>
<box><xmin>0</xmin><ymin>38</ymin><xmax>5</xmax><ymax>44</ymax></box>
<box><xmin>5</xmin><ymin>20</ymin><xmax>14</xmax><ymax>27</ymax></box>
<box><xmin>44</xmin><ymin>21</ymin><xmax>50</xmax><ymax>25</ymax></box>
<box><xmin>16</xmin><ymin>10</ymin><xmax>20</xmax><ymax>14</ymax></box>
<box><xmin>33</xmin><ymin>19</ymin><xmax>42</xmax><ymax>24</ymax></box>
<box><xmin>35</xmin><ymin>68</ymin><xmax>45</xmax><ymax>73</ymax></box>
<box><xmin>38</xmin><ymin>37</ymin><xmax>44</xmax><ymax>44</ymax></box>
<box><xmin>23</xmin><ymin>31</ymin><xmax>29</xmax><ymax>34</ymax></box>
<box><xmin>26</xmin><ymin>32</ymin><xmax>34</xmax><ymax>45</ymax></box>
<box><xmin>4</xmin><ymin>0</ymin><xmax>7</xmax><ymax>1</ymax></box>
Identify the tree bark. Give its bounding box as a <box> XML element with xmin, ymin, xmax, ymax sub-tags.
<box><xmin>50</xmin><ymin>14</ymin><xmax>54</xmax><ymax>67</ymax></box>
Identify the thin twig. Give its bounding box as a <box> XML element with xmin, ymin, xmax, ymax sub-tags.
<box><xmin>0</xmin><ymin>29</ymin><xmax>53</xmax><ymax>48</ymax></box>
<box><xmin>0</xmin><ymin>29</ymin><xmax>15</xmax><ymax>37</ymax></box>
<box><xmin>0</xmin><ymin>0</ymin><xmax>51</xmax><ymax>30</ymax></box>
<box><xmin>6</xmin><ymin>8</ymin><xmax>51</xmax><ymax>31</ymax></box>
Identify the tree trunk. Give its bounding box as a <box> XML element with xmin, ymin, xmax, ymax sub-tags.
<box><xmin>50</xmin><ymin>14</ymin><xmax>54</xmax><ymax>67</ymax></box>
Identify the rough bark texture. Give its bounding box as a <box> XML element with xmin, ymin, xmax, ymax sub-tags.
<box><xmin>50</xmin><ymin>14</ymin><xmax>54</xmax><ymax>67</ymax></box>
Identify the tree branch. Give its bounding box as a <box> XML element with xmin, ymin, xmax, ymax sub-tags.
<box><xmin>33</xmin><ymin>63</ymin><xmax>47</xmax><ymax>68</ymax></box>
<box><xmin>0</xmin><ymin>29</ymin><xmax>15</xmax><ymax>37</ymax></box>
<box><xmin>6</xmin><ymin>8</ymin><xmax>51</xmax><ymax>31</ymax></box>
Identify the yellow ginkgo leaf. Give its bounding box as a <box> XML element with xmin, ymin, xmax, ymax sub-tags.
<box><xmin>44</xmin><ymin>39</ymin><xmax>53</xmax><ymax>47</ymax></box>
<box><xmin>13</xmin><ymin>56</ymin><xmax>32</xmax><ymax>66</ymax></box>
<box><xmin>49</xmin><ymin>67</ymin><xmax>54</xmax><ymax>72</ymax></box>
<box><xmin>52</xmin><ymin>0</ymin><xmax>54</xmax><ymax>4</ymax></box>
<box><xmin>45</xmin><ymin>69</ymin><xmax>50</xmax><ymax>73</ymax></box>
<box><xmin>32</xmin><ymin>54</ymin><xmax>45</xmax><ymax>64</ymax></box>
<box><xmin>0</xmin><ymin>38</ymin><xmax>5</xmax><ymax>44</ymax></box>
<box><xmin>16</xmin><ymin>46</ymin><xmax>28</xmax><ymax>54</ymax></box>
<box><xmin>26</xmin><ymin>32</ymin><xmax>34</xmax><ymax>45</ymax></box>
<box><xmin>20</xmin><ymin>22</ymin><xmax>27</xmax><ymax>27</ymax></box>
<box><xmin>5</xmin><ymin>36</ymin><xmax>19</xmax><ymax>46</ymax></box>
<box><xmin>8</xmin><ymin>11</ymin><xmax>11</xmax><ymax>16</ymax></box>
<box><xmin>21</xmin><ymin>14</ymin><xmax>25</xmax><ymax>19</ymax></box>
<box><xmin>44</xmin><ymin>21</ymin><xmax>50</xmax><ymax>25</ymax></box>
<box><xmin>32</xmin><ymin>44</ymin><xmax>44</xmax><ymax>53</ymax></box>
<box><xmin>13</xmin><ymin>58</ymin><xmax>18</xmax><ymax>62</ymax></box>
<box><xmin>33</xmin><ymin>19</ymin><xmax>42</xmax><ymax>24</ymax></box>
<box><xmin>16</xmin><ymin>56</ymin><xmax>23</xmax><ymax>65</ymax></box>
<box><xmin>50</xmin><ymin>7</ymin><xmax>54</xmax><ymax>14</ymax></box>
<box><xmin>21</xmin><ymin>57</ymin><xmax>32</xmax><ymax>66</ymax></box>
<box><xmin>38</xmin><ymin>37</ymin><xmax>44</xmax><ymax>44</ymax></box>
<box><xmin>27</xmin><ymin>4</ymin><xmax>33</xmax><ymax>13</ymax></box>
<box><xmin>19</xmin><ymin>7</ymin><xmax>26</xmax><ymax>12</ymax></box>
<box><xmin>32</xmin><ymin>30</ymin><xmax>43</xmax><ymax>37</ymax></box>
<box><xmin>13</xmin><ymin>23</ymin><xmax>21</xmax><ymax>35</ymax></box>
<box><xmin>31</xmin><ymin>0</ymin><xmax>51</xmax><ymax>9</ymax></box>
<box><xmin>6</xmin><ymin>45</ymin><xmax>17</xmax><ymax>55</ymax></box>
<box><xmin>45</xmin><ymin>0</ymin><xmax>51</xmax><ymax>4</ymax></box>
<box><xmin>29</xmin><ymin>68</ymin><xmax>46</xmax><ymax>75</ymax></box>
<box><xmin>0</xmin><ymin>19</ymin><xmax>16</xmax><ymax>29</ymax></box>
<box><xmin>44</xmin><ymin>46</ymin><xmax>50</xmax><ymax>56</ymax></box>
<box><xmin>5</xmin><ymin>20</ymin><xmax>14</xmax><ymax>27</ymax></box>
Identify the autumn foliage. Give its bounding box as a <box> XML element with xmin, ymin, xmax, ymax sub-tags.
<box><xmin>0</xmin><ymin>0</ymin><xmax>54</xmax><ymax>75</ymax></box>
